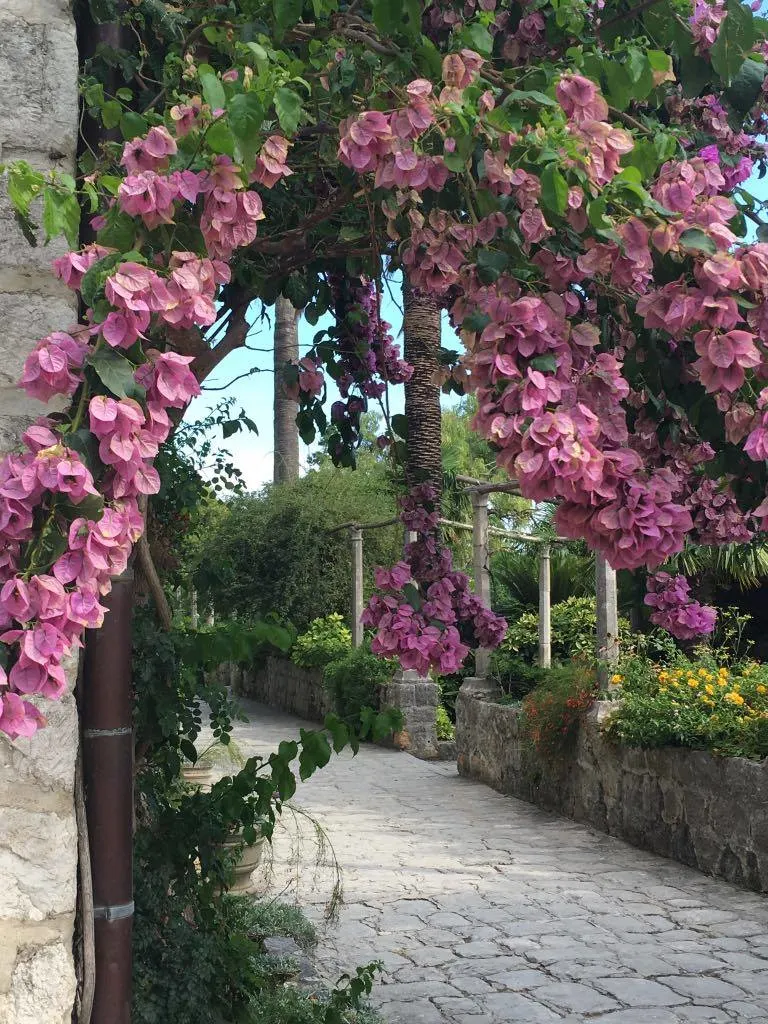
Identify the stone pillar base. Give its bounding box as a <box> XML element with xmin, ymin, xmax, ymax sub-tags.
<box><xmin>459</xmin><ymin>675</ymin><xmax>502</xmax><ymax>700</ymax></box>
<box><xmin>382</xmin><ymin>670</ymin><xmax>440</xmax><ymax>760</ymax></box>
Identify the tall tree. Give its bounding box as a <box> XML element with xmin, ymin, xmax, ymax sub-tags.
<box><xmin>402</xmin><ymin>275</ymin><xmax>442</xmax><ymax>499</ymax></box>
<box><xmin>273</xmin><ymin>295</ymin><xmax>300</xmax><ymax>483</ymax></box>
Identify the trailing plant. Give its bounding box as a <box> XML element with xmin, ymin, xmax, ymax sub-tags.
<box><xmin>516</xmin><ymin>664</ymin><xmax>599</xmax><ymax>758</ymax></box>
<box><xmin>293</xmin><ymin>614</ymin><xmax>353</xmax><ymax>670</ymax></box>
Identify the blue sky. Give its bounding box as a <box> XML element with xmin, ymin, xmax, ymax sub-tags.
<box><xmin>185</xmin><ymin>270</ymin><xmax>463</xmax><ymax>489</ymax></box>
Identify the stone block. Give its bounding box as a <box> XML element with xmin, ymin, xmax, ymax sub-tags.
<box><xmin>0</xmin><ymin>806</ymin><xmax>77</xmax><ymax>920</ymax></box>
<box><xmin>0</xmin><ymin>17</ymin><xmax>78</xmax><ymax>160</ymax></box>
<box><xmin>0</xmin><ymin>939</ymin><xmax>76</xmax><ymax>1024</ymax></box>
<box><xmin>0</xmin><ymin>692</ymin><xmax>76</xmax><ymax>799</ymax></box>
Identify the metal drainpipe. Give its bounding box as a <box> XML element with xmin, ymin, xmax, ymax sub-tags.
<box><xmin>81</xmin><ymin>567</ymin><xmax>135</xmax><ymax>1024</ymax></box>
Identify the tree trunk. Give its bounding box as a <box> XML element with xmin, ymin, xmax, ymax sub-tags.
<box><xmin>273</xmin><ymin>296</ymin><xmax>301</xmax><ymax>483</ymax></box>
<box><xmin>402</xmin><ymin>275</ymin><xmax>443</xmax><ymax>499</ymax></box>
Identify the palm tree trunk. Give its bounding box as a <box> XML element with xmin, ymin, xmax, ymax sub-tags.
<box><xmin>402</xmin><ymin>274</ymin><xmax>443</xmax><ymax>499</ymax></box>
<box><xmin>273</xmin><ymin>295</ymin><xmax>300</xmax><ymax>484</ymax></box>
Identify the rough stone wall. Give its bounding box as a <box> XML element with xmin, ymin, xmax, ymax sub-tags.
<box><xmin>457</xmin><ymin>694</ymin><xmax>768</xmax><ymax>892</ymax></box>
<box><xmin>0</xmin><ymin>1</ymin><xmax>80</xmax><ymax>1020</ymax></box>
<box><xmin>382</xmin><ymin>669</ymin><xmax>440</xmax><ymax>760</ymax></box>
<box><xmin>235</xmin><ymin>657</ymin><xmax>335</xmax><ymax>722</ymax></box>
<box><xmin>233</xmin><ymin>659</ymin><xmax>441</xmax><ymax>759</ymax></box>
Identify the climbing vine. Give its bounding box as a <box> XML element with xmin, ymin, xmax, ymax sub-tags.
<box><xmin>3</xmin><ymin>0</ymin><xmax>768</xmax><ymax>736</ymax></box>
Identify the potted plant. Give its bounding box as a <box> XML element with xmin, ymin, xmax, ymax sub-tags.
<box><xmin>181</xmin><ymin>737</ymin><xmax>246</xmax><ymax>791</ymax></box>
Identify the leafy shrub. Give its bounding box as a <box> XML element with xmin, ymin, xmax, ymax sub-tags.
<box><xmin>436</xmin><ymin>705</ymin><xmax>455</xmax><ymax>741</ymax></box>
<box><xmin>507</xmin><ymin>664</ymin><xmax>598</xmax><ymax>757</ymax></box>
<box><xmin>323</xmin><ymin>644</ymin><xmax>394</xmax><ymax>730</ymax></box>
<box><xmin>501</xmin><ymin>596</ymin><xmax>630</xmax><ymax>666</ymax></box>
<box><xmin>490</xmin><ymin>546</ymin><xmax>595</xmax><ymax>620</ymax></box>
<box><xmin>293</xmin><ymin>614</ymin><xmax>352</xmax><ymax>669</ymax></box>
<box><xmin>604</xmin><ymin>654</ymin><xmax>768</xmax><ymax>760</ymax></box>
<box><xmin>192</xmin><ymin>466</ymin><xmax>401</xmax><ymax>631</ymax></box>
<box><xmin>490</xmin><ymin>651</ymin><xmax>549</xmax><ymax>700</ymax></box>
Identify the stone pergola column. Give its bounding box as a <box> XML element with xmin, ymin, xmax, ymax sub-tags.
<box><xmin>596</xmin><ymin>555</ymin><xmax>620</xmax><ymax>686</ymax></box>
<box><xmin>538</xmin><ymin>542</ymin><xmax>552</xmax><ymax>669</ymax></box>
<box><xmin>458</xmin><ymin>490</ymin><xmax>500</xmax><ymax>700</ymax></box>
<box><xmin>350</xmin><ymin>527</ymin><xmax>363</xmax><ymax>648</ymax></box>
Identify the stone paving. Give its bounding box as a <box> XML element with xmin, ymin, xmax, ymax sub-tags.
<box><xmin>231</xmin><ymin>700</ymin><xmax>768</xmax><ymax>1024</ymax></box>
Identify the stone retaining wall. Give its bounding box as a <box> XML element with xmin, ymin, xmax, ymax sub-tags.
<box><xmin>0</xmin><ymin>1</ymin><xmax>80</xmax><ymax>1020</ymax></box>
<box><xmin>232</xmin><ymin>658</ymin><xmax>442</xmax><ymax>759</ymax></box>
<box><xmin>457</xmin><ymin>692</ymin><xmax>768</xmax><ymax>892</ymax></box>
<box><xmin>233</xmin><ymin>657</ymin><xmax>335</xmax><ymax>722</ymax></box>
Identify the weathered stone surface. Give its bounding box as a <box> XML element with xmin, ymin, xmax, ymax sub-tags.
<box><xmin>236</xmin><ymin>657</ymin><xmax>442</xmax><ymax>759</ymax></box>
<box><xmin>0</xmin><ymin>806</ymin><xmax>77</xmax><ymax>919</ymax></box>
<box><xmin>235</xmin><ymin>656</ymin><xmax>334</xmax><ymax>722</ymax></box>
<box><xmin>456</xmin><ymin>695</ymin><xmax>768</xmax><ymax>893</ymax></box>
<box><xmin>0</xmin><ymin>941</ymin><xmax>76</xmax><ymax>1024</ymax></box>
<box><xmin>227</xmin><ymin>699</ymin><xmax>768</xmax><ymax>1024</ymax></box>
<box><xmin>0</xmin><ymin>1</ymin><xmax>79</xmax><ymax>1019</ymax></box>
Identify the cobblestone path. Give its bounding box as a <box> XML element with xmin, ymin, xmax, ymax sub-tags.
<box><xmin>234</xmin><ymin>700</ymin><xmax>768</xmax><ymax>1024</ymax></box>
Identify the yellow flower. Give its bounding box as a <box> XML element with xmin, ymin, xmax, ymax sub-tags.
<box><xmin>658</xmin><ymin>671</ymin><xmax>669</xmax><ymax>682</ymax></box>
<box><xmin>704</xmin><ymin>684</ymin><xmax>715</xmax><ymax>695</ymax></box>
<box><xmin>757</xmin><ymin>684</ymin><xmax>767</xmax><ymax>695</ymax></box>
<box><xmin>724</xmin><ymin>691</ymin><xmax>745</xmax><ymax>706</ymax></box>
<box><xmin>611</xmin><ymin>674</ymin><xmax>623</xmax><ymax>684</ymax></box>
<box><xmin>687</xmin><ymin>678</ymin><xmax>699</xmax><ymax>689</ymax></box>
<box><xmin>718</xmin><ymin>679</ymin><xmax>727</xmax><ymax>688</ymax></box>
<box><xmin>672</xmin><ymin>681</ymin><xmax>680</xmax><ymax>688</ymax></box>
<box><xmin>698</xmin><ymin>668</ymin><xmax>708</xmax><ymax>677</ymax></box>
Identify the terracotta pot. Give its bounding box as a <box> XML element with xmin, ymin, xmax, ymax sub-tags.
<box><xmin>218</xmin><ymin>832</ymin><xmax>266</xmax><ymax>893</ymax></box>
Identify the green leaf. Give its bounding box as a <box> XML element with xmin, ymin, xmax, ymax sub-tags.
<box><xmin>97</xmin><ymin>209</ymin><xmax>137</xmax><ymax>251</ymax></box>
<box><xmin>540</xmin><ymin>164</ymin><xmax>568</xmax><ymax>216</ymax></box>
<box><xmin>42</xmin><ymin>188</ymin><xmax>80</xmax><ymax>247</ymax></box>
<box><xmin>391</xmin><ymin>413</ymin><xmax>409</xmax><ymax>439</ymax></box>
<box><xmin>503</xmin><ymin>89</ymin><xmax>557</xmax><ymax>107</ymax></box>
<box><xmin>587</xmin><ymin>197</ymin><xmax>611</xmax><ymax>230</ymax></box>
<box><xmin>274</xmin><ymin>87</ymin><xmax>302</xmax><ymax>136</ymax></box>
<box><xmin>7</xmin><ymin>161</ymin><xmax>45</xmax><ymax>217</ymax></box>
<box><xmin>206</xmin><ymin>120</ymin><xmax>235</xmax><ymax>156</ymax></box>
<box><xmin>710</xmin><ymin>0</ymin><xmax>755</xmax><ymax>86</ymax></box>
<box><xmin>460</xmin><ymin>22</ymin><xmax>494</xmax><ymax>56</ymax></box>
<box><xmin>87</xmin><ymin>347</ymin><xmax>142</xmax><ymax>400</ymax></box>
<box><xmin>622</xmin><ymin>138</ymin><xmax>660</xmax><ymax>179</ymax></box>
<box><xmin>530</xmin><ymin>354</ymin><xmax>557</xmax><ymax>373</ymax></box>
<box><xmin>273</xmin><ymin>0</ymin><xmax>303</xmax><ymax>36</ymax></box>
<box><xmin>80</xmin><ymin>251</ymin><xmax>123</xmax><ymax>307</ymax></box>
<box><xmin>679</xmin><ymin>228</ymin><xmax>717</xmax><ymax>254</ymax></box>
<box><xmin>200</xmin><ymin>72</ymin><xmax>226</xmax><ymax>111</ymax></box>
<box><xmin>371</xmin><ymin>0</ymin><xmax>421</xmax><ymax>39</ymax></box>
<box><xmin>724</xmin><ymin>56</ymin><xmax>767</xmax><ymax>112</ymax></box>
<box><xmin>120</xmin><ymin>111</ymin><xmax>148</xmax><ymax>140</ymax></box>
<box><xmin>604</xmin><ymin>60</ymin><xmax>633</xmax><ymax>111</ymax></box>
<box><xmin>475</xmin><ymin>248</ymin><xmax>509</xmax><ymax>284</ymax></box>
<box><xmin>101</xmin><ymin>100</ymin><xmax>122</xmax><ymax>129</ymax></box>
<box><xmin>228</xmin><ymin>93</ymin><xmax>264</xmax><ymax>171</ymax></box>
<box><xmin>626</xmin><ymin>48</ymin><xmax>654</xmax><ymax>100</ymax></box>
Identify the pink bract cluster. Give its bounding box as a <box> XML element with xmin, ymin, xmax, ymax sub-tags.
<box><xmin>340</xmin><ymin>68</ymin><xmax>768</xmax><ymax>632</ymax></box>
<box><xmin>644</xmin><ymin>573</ymin><xmax>718</xmax><ymax>640</ymax></box>
<box><xmin>0</xmin><ymin>114</ymin><xmax>293</xmax><ymax>738</ymax></box>
<box><xmin>362</xmin><ymin>485</ymin><xmax>507</xmax><ymax>676</ymax></box>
